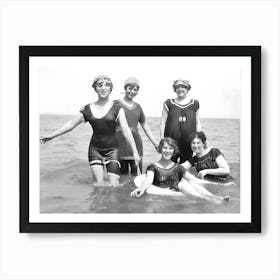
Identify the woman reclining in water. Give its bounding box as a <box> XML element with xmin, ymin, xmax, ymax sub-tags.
<box><xmin>181</xmin><ymin>131</ymin><xmax>231</xmax><ymax>181</ymax></box>
<box><xmin>131</xmin><ymin>137</ymin><xmax>230</xmax><ymax>202</ymax></box>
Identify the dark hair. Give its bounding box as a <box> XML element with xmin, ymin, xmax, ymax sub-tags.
<box><xmin>124</xmin><ymin>83</ymin><xmax>140</xmax><ymax>91</ymax></box>
<box><xmin>190</xmin><ymin>131</ymin><xmax>207</xmax><ymax>148</ymax></box>
<box><xmin>158</xmin><ymin>137</ymin><xmax>180</xmax><ymax>157</ymax></box>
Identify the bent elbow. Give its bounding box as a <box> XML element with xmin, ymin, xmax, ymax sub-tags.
<box><xmin>224</xmin><ymin>166</ymin><xmax>230</xmax><ymax>175</ymax></box>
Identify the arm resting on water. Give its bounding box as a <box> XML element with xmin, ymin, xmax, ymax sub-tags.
<box><xmin>183</xmin><ymin>170</ymin><xmax>234</xmax><ymax>187</ymax></box>
<box><xmin>197</xmin><ymin>155</ymin><xmax>230</xmax><ymax>178</ymax></box>
<box><xmin>130</xmin><ymin>171</ymin><xmax>155</xmax><ymax>198</ymax></box>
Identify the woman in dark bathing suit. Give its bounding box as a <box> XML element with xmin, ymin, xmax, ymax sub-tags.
<box><xmin>131</xmin><ymin>137</ymin><xmax>230</xmax><ymax>202</ymax></box>
<box><xmin>40</xmin><ymin>75</ymin><xmax>140</xmax><ymax>187</ymax></box>
<box><xmin>116</xmin><ymin>77</ymin><xmax>158</xmax><ymax>175</ymax></box>
<box><xmin>182</xmin><ymin>131</ymin><xmax>231</xmax><ymax>181</ymax></box>
<box><xmin>160</xmin><ymin>79</ymin><xmax>201</xmax><ymax>163</ymax></box>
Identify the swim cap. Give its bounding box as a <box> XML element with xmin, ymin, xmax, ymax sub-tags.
<box><xmin>173</xmin><ymin>79</ymin><xmax>191</xmax><ymax>91</ymax></box>
<box><xmin>92</xmin><ymin>75</ymin><xmax>113</xmax><ymax>91</ymax></box>
<box><xmin>124</xmin><ymin>77</ymin><xmax>140</xmax><ymax>88</ymax></box>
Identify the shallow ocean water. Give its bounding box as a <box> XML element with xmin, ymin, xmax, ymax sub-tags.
<box><xmin>40</xmin><ymin>116</ymin><xmax>240</xmax><ymax>213</ymax></box>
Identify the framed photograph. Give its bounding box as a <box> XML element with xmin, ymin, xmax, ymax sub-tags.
<box><xmin>20</xmin><ymin>46</ymin><xmax>261</xmax><ymax>233</ymax></box>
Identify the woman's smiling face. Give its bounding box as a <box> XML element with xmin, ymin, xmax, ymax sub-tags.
<box><xmin>191</xmin><ymin>137</ymin><xmax>205</xmax><ymax>154</ymax></box>
<box><xmin>175</xmin><ymin>85</ymin><xmax>188</xmax><ymax>98</ymax></box>
<box><xmin>95</xmin><ymin>80</ymin><xmax>111</xmax><ymax>98</ymax></box>
<box><xmin>161</xmin><ymin>142</ymin><xmax>175</xmax><ymax>160</ymax></box>
<box><xmin>125</xmin><ymin>84</ymin><xmax>139</xmax><ymax>100</ymax></box>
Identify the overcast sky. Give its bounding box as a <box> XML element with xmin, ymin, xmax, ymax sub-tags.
<box><xmin>36</xmin><ymin>56</ymin><xmax>245</xmax><ymax>118</ymax></box>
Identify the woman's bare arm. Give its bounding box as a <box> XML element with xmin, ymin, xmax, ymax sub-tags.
<box><xmin>140</xmin><ymin>122</ymin><xmax>158</xmax><ymax>149</ymax></box>
<box><xmin>181</xmin><ymin>160</ymin><xmax>192</xmax><ymax>171</ymax></box>
<box><xmin>196</xmin><ymin>109</ymin><xmax>201</xmax><ymax>132</ymax></box>
<box><xmin>130</xmin><ymin>171</ymin><xmax>155</xmax><ymax>198</ymax></box>
<box><xmin>198</xmin><ymin>155</ymin><xmax>230</xmax><ymax>178</ymax></box>
<box><xmin>40</xmin><ymin>115</ymin><xmax>83</xmax><ymax>143</ymax></box>
<box><xmin>160</xmin><ymin>105</ymin><xmax>168</xmax><ymax>139</ymax></box>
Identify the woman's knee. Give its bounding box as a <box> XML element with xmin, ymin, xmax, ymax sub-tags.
<box><xmin>90</xmin><ymin>164</ymin><xmax>104</xmax><ymax>181</ymax></box>
<box><xmin>108</xmin><ymin>174</ymin><xmax>120</xmax><ymax>186</ymax></box>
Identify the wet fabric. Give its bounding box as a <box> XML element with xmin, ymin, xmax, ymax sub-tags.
<box><xmin>189</xmin><ymin>148</ymin><xmax>229</xmax><ymax>180</ymax></box>
<box><xmin>116</xmin><ymin>100</ymin><xmax>145</xmax><ymax>160</ymax></box>
<box><xmin>163</xmin><ymin>98</ymin><xmax>199</xmax><ymax>163</ymax></box>
<box><xmin>80</xmin><ymin>101</ymin><xmax>122</xmax><ymax>150</ymax></box>
<box><xmin>146</xmin><ymin>163</ymin><xmax>187</xmax><ymax>191</ymax></box>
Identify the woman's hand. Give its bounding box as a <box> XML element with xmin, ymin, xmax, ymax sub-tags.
<box><xmin>40</xmin><ymin>136</ymin><xmax>53</xmax><ymax>144</ymax></box>
<box><xmin>198</xmin><ymin>170</ymin><xmax>208</xmax><ymax>179</ymax></box>
<box><xmin>130</xmin><ymin>188</ymin><xmax>145</xmax><ymax>198</ymax></box>
<box><xmin>154</xmin><ymin>143</ymin><xmax>159</xmax><ymax>152</ymax></box>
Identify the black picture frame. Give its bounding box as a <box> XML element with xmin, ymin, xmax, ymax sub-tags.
<box><xmin>19</xmin><ymin>46</ymin><xmax>261</xmax><ymax>233</ymax></box>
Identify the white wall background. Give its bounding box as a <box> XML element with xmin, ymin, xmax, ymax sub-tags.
<box><xmin>0</xmin><ymin>0</ymin><xmax>279</xmax><ymax>280</ymax></box>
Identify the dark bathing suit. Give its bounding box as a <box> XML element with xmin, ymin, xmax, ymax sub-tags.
<box><xmin>80</xmin><ymin>101</ymin><xmax>122</xmax><ymax>176</ymax></box>
<box><xmin>116</xmin><ymin>99</ymin><xmax>145</xmax><ymax>175</ymax></box>
<box><xmin>189</xmin><ymin>148</ymin><xmax>229</xmax><ymax>181</ymax></box>
<box><xmin>163</xmin><ymin>98</ymin><xmax>199</xmax><ymax>163</ymax></box>
<box><xmin>146</xmin><ymin>163</ymin><xmax>187</xmax><ymax>191</ymax></box>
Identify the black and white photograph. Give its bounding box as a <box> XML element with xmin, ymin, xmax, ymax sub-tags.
<box><xmin>20</xmin><ymin>46</ymin><xmax>260</xmax><ymax>232</ymax></box>
<box><xmin>3</xmin><ymin>0</ymin><xmax>280</xmax><ymax>279</ymax></box>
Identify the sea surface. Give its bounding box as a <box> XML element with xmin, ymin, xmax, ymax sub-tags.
<box><xmin>40</xmin><ymin>115</ymin><xmax>240</xmax><ymax>213</ymax></box>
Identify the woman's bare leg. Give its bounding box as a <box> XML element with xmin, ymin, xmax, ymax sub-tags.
<box><xmin>179</xmin><ymin>179</ymin><xmax>229</xmax><ymax>201</ymax></box>
<box><xmin>178</xmin><ymin>179</ymin><xmax>211</xmax><ymax>199</ymax></box>
<box><xmin>90</xmin><ymin>165</ymin><xmax>105</xmax><ymax>185</ymax></box>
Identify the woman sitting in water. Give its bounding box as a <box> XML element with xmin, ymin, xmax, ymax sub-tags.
<box><xmin>131</xmin><ymin>137</ymin><xmax>230</xmax><ymax>202</ymax></box>
<box><xmin>40</xmin><ymin>75</ymin><xmax>140</xmax><ymax>187</ymax></box>
<box><xmin>182</xmin><ymin>131</ymin><xmax>230</xmax><ymax>180</ymax></box>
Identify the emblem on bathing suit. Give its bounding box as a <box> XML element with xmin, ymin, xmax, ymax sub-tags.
<box><xmin>179</xmin><ymin>116</ymin><xmax>186</xmax><ymax>122</ymax></box>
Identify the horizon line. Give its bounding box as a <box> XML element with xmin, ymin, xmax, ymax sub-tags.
<box><xmin>40</xmin><ymin>113</ymin><xmax>240</xmax><ymax>120</ymax></box>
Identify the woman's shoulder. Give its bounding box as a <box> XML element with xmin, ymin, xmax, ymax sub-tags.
<box><xmin>79</xmin><ymin>103</ymin><xmax>91</xmax><ymax>114</ymax></box>
<box><xmin>79</xmin><ymin>104</ymin><xmax>93</xmax><ymax>122</ymax></box>
<box><xmin>193</xmin><ymin>99</ymin><xmax>199</xmax><ymax>110</ymax></box>
<box><xmin>163</xmin><ymin>98</ymin><xmax>173</xmax><ymax>110</ymax></box>
<box><xmin>209</xmin><ymin>148</ymin><xmax>223</xmax><ymax>158</ymax></box>
<box><xmin>134</xmin><ymin>101</ymin><xmax>142</xmax><ymax>108</ymax></box>
<box><xmin>112</xmin><ymin>100</ymin><xmax>123</xmax><ymax>110</ymax></box>
<box><xmin>190</xmin><ymin>148</ymin><xmax>212</xmax><ymax>161</ymax></box>
<box><xmin>113</xmin><ymin>99</ymin><xmax>122</xmax><ymax>106</ymax></box>
<box><xmin>146</xmin><ymin>163</ymin><xmax>156</xmax><ymax>172</ymax></box>
<box><xmin>163</xmin><ymin>98</ymin><xmax>172</xmax><ymax>104</ymax></box>
<box><xmin>80</xmin><ymin>103</ymin><xmax>90</xmax><ymax>109</ymax></box>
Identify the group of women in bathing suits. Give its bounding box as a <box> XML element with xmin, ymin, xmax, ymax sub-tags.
<box><xmin>40</xmin><ymin>75</ymin><xmax>232</xmax><ymax>202</ymax></box>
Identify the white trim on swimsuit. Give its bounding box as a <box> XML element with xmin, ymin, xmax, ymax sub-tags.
<box><xmin>89</xmin><ymin>159</ymin><xmax>121</xmax><ymax>168</ymax></box>
<box><xmin>170</xmin><ymin>98</ymin><xmax>194</xmax><ymax>108</ymax></box>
